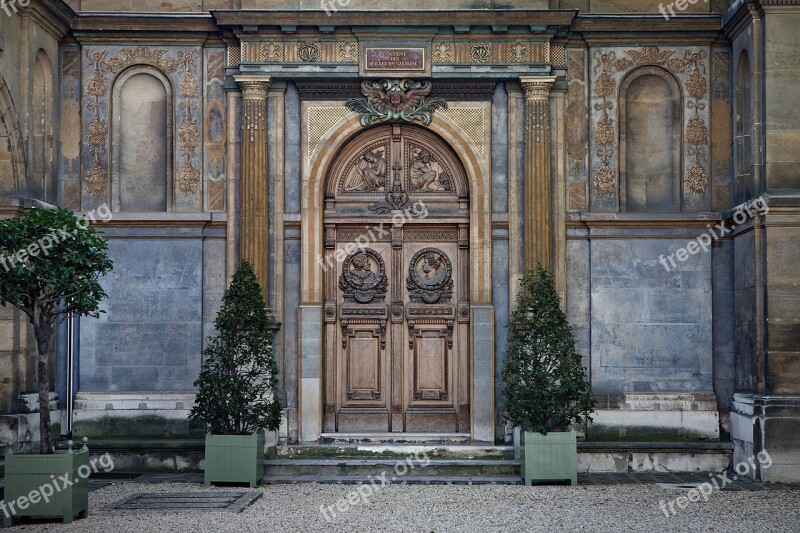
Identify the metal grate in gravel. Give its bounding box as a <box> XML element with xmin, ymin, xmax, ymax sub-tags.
<box><xmin>109</xmin><ymin>491</ymin><xmax>262</xmax><ymax>513</ymax></box>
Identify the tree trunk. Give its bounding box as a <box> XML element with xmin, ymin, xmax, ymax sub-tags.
<box><xmin>35</xmin><ymin>321</ymin><xmax>53</xmax><ymax>454</ymax></box>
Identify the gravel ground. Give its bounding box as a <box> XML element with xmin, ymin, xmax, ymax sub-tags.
<box><xmin>7</xmin><ymin>482</ymin><xmax>800</xmax><ymax>532</ymax></box>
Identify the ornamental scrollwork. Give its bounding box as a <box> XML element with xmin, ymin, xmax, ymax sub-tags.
<box><xmin>346</xmin><ymin>80</ymin><xmax>448</xmax><ymax>127</ymax></box>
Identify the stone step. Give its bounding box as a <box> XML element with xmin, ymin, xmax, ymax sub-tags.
<box><xmin>277</xmin><ymin>444</ymin><xmax>516</xmax><ymax>460</ymax></box>
<box><xmin>320</xmin><ymin>432</ymin><xmax>471</xmax><ymax>445</ymax></box>
<box><xmin>263</xmin><ymin>458</ymin><xmax>520</xmax><ymax>477</ymax></box>
<box><xmin>261</xmin><ymin>474</ymin><xmax>523</xmax><ymax>485</ymax></box>
<box><xmin>576</xmin><ymin>441</ymin><xmax>734</xmax><ymax>473</ymax></box>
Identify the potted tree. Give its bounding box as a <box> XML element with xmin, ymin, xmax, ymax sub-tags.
<box><xmin>502</xmin><ymin>265</ymin><xmax>595</xmax><ymax>486</ymax></box>
<box><xmin>190</xmin><ymin>261</ymin><xmax>281</xmax><ymax>487</ymax></box>
<box><xmin>0</xmin><ymin>207</ymin><xmax>112</xmax><ymax>525</ymax></box>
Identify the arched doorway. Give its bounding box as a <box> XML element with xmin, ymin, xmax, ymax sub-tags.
<box><xmin>321</xmin><ymin>123</ymin><xmax>470</xmax><ymax>433</ymax></box>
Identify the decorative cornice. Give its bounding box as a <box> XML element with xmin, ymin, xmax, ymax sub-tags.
<box><xmin>296</xmin><ymin>80</ymin><xmax>497</xmax><ymax>101</ymax></box>
<box><xmin>520</xmin><ymin>76</ymin><xmax>557</xmax><ymax>100</ymax></box>
<box><xmin>234</xmin><ymin>75</ymin><xmax>271</xmax><ymax>99</ymax></box>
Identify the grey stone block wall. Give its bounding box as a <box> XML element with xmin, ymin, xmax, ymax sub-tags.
<box><xmin>567</xmin><ymin>234</ymin><xmax>715</xmax><ymax>395</ymax></box>
<box><xmin>79</xmin><ymin>231</ymin><xmax>225</xmax><ymax>392</ymax></box>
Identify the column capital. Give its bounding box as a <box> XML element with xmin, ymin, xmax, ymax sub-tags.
<box><xmin>519</xmin><ymin>76</ymin><xmax>557</xmax><ymax>100</ymax></box>
<box><xmin>234</xmin><ymin>75</ymin><xmax>271</xmax><ymax>99</ymax></box>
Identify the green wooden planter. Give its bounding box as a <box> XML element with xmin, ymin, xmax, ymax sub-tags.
<box><xmin>2</xmin><ymin>441</ymin><xmax>90</xmax><ymax>526</ymax></box>
<box><xmin>522</xmin><ymin>430</ymin><xmax>577</xmax><ymax>486</ymax></box>
<box><xmin>204</xmin><ymin>431</ymin><xmax>264</xmax><ymax>487</ymax></box>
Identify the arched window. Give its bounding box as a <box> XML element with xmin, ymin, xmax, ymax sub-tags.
<box><xmin>735</xmin><ymin>52</ymin><xmax>753</xmax><ymax>204</ymax></box>
<box><xmin>32</xmin><ymin>51</ymin><xmax>54</xmax><ymax>202</ymax></box>
<box><xmin>620</xmin><ymin>67</ymin><xmax>682</xmax><ymax>212</ymax></box>
<box><xmin>111</xmin><ymin>67</ymin><xmax>172</xmax><ymax>211</ymax></box>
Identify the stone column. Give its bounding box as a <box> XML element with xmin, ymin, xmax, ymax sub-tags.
<box><xmin>520</xmin><ymin>76</ymin><xmax>556</xmax><ymax>272</ymax></box>
<box><xmin>234</xmin><ymin>75</ymin><xmax>270</xmax><ymax>297</ymax></box>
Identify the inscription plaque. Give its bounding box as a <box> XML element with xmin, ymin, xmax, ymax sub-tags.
<box><xmin>365</xmin><ymin>48</ymin><xmax>426</xmax><ymax>72</ymax></box>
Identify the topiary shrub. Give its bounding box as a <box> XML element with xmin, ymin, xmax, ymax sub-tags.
<box><xmin>190</xmin><ymin>261</ymin><xmax>281</xmax><ymax>435</ymax></box>
<box><xmin>502</xmin><ymin>265</ymin><xmax>595</xmax><ymax>435</ymax></box>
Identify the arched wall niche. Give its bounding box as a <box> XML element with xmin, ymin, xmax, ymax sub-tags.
<box><xmin>619</xmin><ymin>66</ymin><xmax>683</xmax><ymax>212</ymax></box>
<box><xmin>111</xmin><ymin>65</ymin><xmax>173</xmax><ymax>212</ymax></box>
<box><xmin>32</xmin><ymin>50</ymin><xmax>55</xmax><ymax>203</ymax></box>
<box><xmin>0</xmin><ymin>76</ymin><xmax>27</xmax><ymax>197</ymax></box>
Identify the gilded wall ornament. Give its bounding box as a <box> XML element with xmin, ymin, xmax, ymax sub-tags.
<box><xmin>298</xmin><ymin>41</ymin><xmax>321</xmax><ymax>62</ymax></box>
<box><xmin>592</xmin><ymin>160</ymin><xmax>616</xmax><ymax>197</ymax></box>
<box><xmin>176</xmin><ymin>51</ymin><xmax>201</xmax><ymax>195</ymax></box>
<box><xmin>106</xmin><ymin>46</ymin><xmax>178</xmax><ymax>74</ymax></box>
<box><xmin>346</xmin><ymin>79</ymin><xmax>448</xmax><ymax>127</ymax></box>
<box><xmin>684</xmin><ymin>52</ymin><xmax>709</xmax><ymax>196</ymax></box>
<box><xmin>406</xmin><ymin>248</ymin><xmax>454</xmax><ymax>305</ymax></box>
<box><xmin>469</xmin><ymin>42</ymin><xmax>492</xmax><ymax>63</ymax></box>
<box><xmin>85</xmin><ymin>50</ymin><xmax>109</xmax><ymax>197</ymax></box>
<box><xmin>590</xmin><ymin>52</ymin><xmax>619</xmax><ymax>198</ymax></box>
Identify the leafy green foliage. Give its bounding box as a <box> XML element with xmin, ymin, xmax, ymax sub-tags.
<box><xmin>0</xmin><ymin>207</ymin><xmax>113</xmax><ymax>453</ymax></box>
<box><xmin>190</xmin><ymin>261</ymin><xmax>281</xmax><ymax>435</ymax></box>
<box><xmin>502</xmin><ymin>265</ymin><xmax>595</xmax><ymax>435</ymax></box>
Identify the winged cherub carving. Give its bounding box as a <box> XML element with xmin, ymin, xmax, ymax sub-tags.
<box><xmin>346</xmin><ymin>79</ymin><xmax>448</xmax><ymax>126</ymax></box>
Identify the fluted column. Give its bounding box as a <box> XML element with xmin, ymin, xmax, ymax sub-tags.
<box><xmin>234</xmin><ymin>75</ymin><xmax>270</xmax><ymax>298</ymax></box>
<box><xmin>520</xmin><ymin>76</ymin><xmax>556</xmax><ymax>272</ymax></box>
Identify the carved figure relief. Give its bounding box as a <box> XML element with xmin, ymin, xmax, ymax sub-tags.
<box><xmin>339</xmin><ymin>248</ymin><xmax>388</xmax><ymax>304</ymax></box>
<box><xmin>406</xmin><ymin>248</ymin><xmax>454</xmax><ymax>304</ymax></box>
<box><xmin>343</xmin><ymin>148</ymin><xmax>387</xmax><ymax>192</ymax></box>
<box><xmin>408</xmin><ymin>148</ymin><xmax>452</xmax><ymax>192</ymax></box>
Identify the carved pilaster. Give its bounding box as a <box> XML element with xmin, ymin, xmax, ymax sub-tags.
<box><xmin>235</xmin><ymin>75</ymin><xmax>271</xmax><ymax>298</ymax></box>
<box><xmin>520</xmin><ymin>76</ymin><xmax>556</xmax><ymax>272</ymax></box>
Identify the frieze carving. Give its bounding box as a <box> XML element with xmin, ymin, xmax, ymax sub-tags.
<box><xmin>259</xmin><ymin>41</ymin><xmax>285</xmax><ymax>62</ymax></box>
<box><xmin>338</xmin><ymin>248</ymin><xmax>388</xmax><ymax>304</ymax></box>
<box><xmin>431</xmin><ymin>42</ymin><xmax>455</xmax><ymax>63</ymax></box>
<box><xmin>346</xmin><ymin>79</ymin><xmax>448</xmax><ymax>127</ymax></box>
<box><xmin>406</xmin><ymin>248</ymin><xmax>454</xmax><ymax>305</ymax></box>
<box><xmin>507</xmin><ymin>41</ymin><xmax>531</xmax><ymax>63</ymax></box>
<box><xmin>298</xmin><ymin>41</ymin><xmax>321</xmax><ymax>62</ymax></box>
<box><xmin>469</xmin><ymin>42</ymin><xmax>492</xmax><ymax>63</ymax></box>
<box><xmin>335</xmin><ymin>41</ymin><xmax>359</xmax><ymax>63</ymax></box>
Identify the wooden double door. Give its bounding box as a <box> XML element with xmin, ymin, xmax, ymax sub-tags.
<box><xmin>322</xmin><ymin>222</ymin><xmax>470</xmax><ymax>433</ymax></box>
